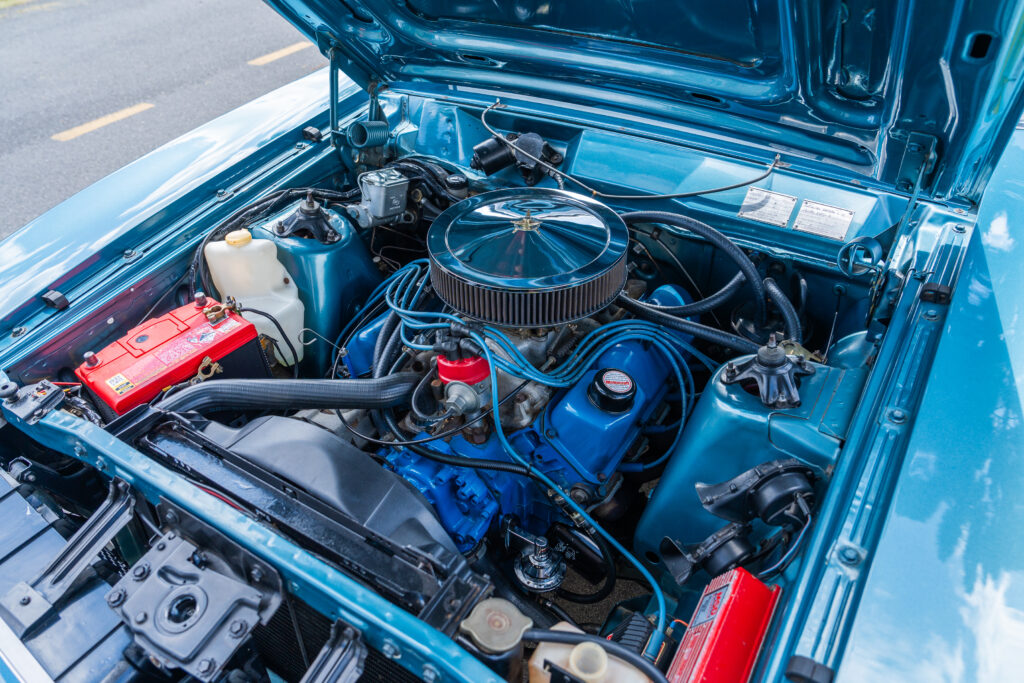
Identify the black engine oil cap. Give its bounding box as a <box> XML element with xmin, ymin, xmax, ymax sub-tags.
<box><xmin>588</xmin><ymin>368</ymin><xmax>636</xmax><ymax>413</ymax></box>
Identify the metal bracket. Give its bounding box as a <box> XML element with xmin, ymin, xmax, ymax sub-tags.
<box><xmin>107</xmin><ymin>501</ymin><xmax>282</xmax><ymax>682</ymax></box>
<box><xmin>0</xmin><ymin>478</ymin><xmax>134</xmax><ymax>637</ymax></box>
<box><xmin>3</xmin><ymin>380</ymin><xmax>65</xmax><ymax>425</ymax></box>
<box><xmin>299</xmin><ymin>621</ymin><xmax>368</xmax><ymax>683</ymax></box>
<box><xmin>329</xmin><ymin>48</ymin><xmax>343</xmax><ymax>149</ymax></box>
<box><xmin>894</xmin><ymin>132</ymin><xmax>938</xmax><ymax>194</ymax></box>
<box><xmin>920</xmin><ymin>282</ymin><xmax>953</xmax><ymax>305</ymax></box>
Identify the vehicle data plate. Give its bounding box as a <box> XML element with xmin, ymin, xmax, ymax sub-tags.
<box><xmin>738</xmin><ymin>188</ymin><xmax>797</xmax><ymax>227</ymax></box>
<box><xmin>793</xmin><ymin>200</ymin><xmax>855</xmax><ymax>240</ymax></box>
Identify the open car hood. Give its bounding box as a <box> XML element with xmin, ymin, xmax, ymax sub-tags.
<box><xmin>266</xmin><ymin>0</ymin><xmax>1024</xmax><ymax>204</ymax></box>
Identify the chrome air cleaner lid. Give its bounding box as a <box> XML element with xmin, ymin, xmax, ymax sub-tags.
<box><xmin>427</xmin><ymin>188</ymin><xmax>628</xmax><ymax>328</ymax></box>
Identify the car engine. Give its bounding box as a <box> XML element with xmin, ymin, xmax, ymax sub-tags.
<box><xmin>0</xmin><ymin>107</ymin><xmax>880</xmax><ymax>683</ymax></box>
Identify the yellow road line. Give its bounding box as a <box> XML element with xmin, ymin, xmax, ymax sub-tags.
<box><xmin>248</xmin><ymin>41</ymin><xmax>312</xmax><ymax>66</ymax></box>
<box><xmin>51</xmin><ymin>102</ymin><xmax>154</xmax><ymax>142</ymax></box>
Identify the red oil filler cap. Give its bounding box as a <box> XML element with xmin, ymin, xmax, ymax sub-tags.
<box><xmin>75</xmin><ymin>300</ymin><xmax>271</xmax><ymax>414</ymax></box>
<box><xmin>436</xmin><ymin>354</ymin><xmax>490</xmax><ymax>384</ymax></box>
<box><xmin>667</xmin><ymin>567</ymin><xmax>781</xmax><ymax>683</ymax></box>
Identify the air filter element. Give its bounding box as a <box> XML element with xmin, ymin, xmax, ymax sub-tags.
<box><xmin>427</xmin><ymin>188</ymin><xmax>628</xmax><ymax>328</ymax></box>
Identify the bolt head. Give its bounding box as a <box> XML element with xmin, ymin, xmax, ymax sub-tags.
<box><xmin>229</xmin><ymin>619</ymin><xmax>247</xmax><ymax>637</ymax></box>
<box><xmin>132</xmin><ymin>563</ymin><xmax>149</xmax><ymax>580</ymax></box>
<box><xmin>134</xmin><ymin>611</ymin><xmax>147</xmax><ymax>624</ymax></box>
<box><xmin>107</xmin><ymin>588</ymin><xmax>126</xmax><ymax>607</ymax></box>
<box><xmin>381</xmin><ymin>640</ymin><xmax>400</xmax><ymax>659</ymax></box>
<box><xmin>197</xmin><ymin>658</ymin><xmax>215</xmax><ymax>674</ymax></box>
<box><xmin>838</xmin><ymin>547</ymin><xmax>861</xmax><ymax>565</ymax></box>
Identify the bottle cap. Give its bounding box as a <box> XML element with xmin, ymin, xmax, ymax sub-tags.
<box><xmin>459</xmin><ymin>598</ymin><xmax>532</xmax><ymax>654</ymax></box>
<box><xmin>225</xmin><ymin>229</ymin><xmax>252</xmax><ymax>247</ymax></box>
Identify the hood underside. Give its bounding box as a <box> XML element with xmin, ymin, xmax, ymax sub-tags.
<box><xmin>266</xmin><ymin>0</ymin><xmax>1024</xmax><ymax>204</ymax></box>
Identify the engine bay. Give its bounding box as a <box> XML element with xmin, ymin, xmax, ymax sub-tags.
<box><xmin>0</xmin><ymin>92</ymin><xmax>933</xmax><ymax>683</ymax></box>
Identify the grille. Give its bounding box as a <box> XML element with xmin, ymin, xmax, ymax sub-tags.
<box><xmin>427</xmin><ymin>188</ymin><xmax>629</xmax><ymax>328</ymax></box>
<box><xmin>252</xmin><ymin>596</ymin><xmax>421</xmax><ymax>682</ymax></box>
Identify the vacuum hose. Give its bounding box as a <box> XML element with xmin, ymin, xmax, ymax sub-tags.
<box><xmin>157</xmin><ymin>374</ymin><xmax>419</xmax><ymax>414</ymax></box>
<box><xmin>616</xmin><ymin>293</ymin><xmax>759</xmax><ymax>354</ymax></box>
<box><xmin>764</xmin><ymin>277</ymin><xmax>803</xmax><ymax>342</ymax></box>
<box><xmin>620</xmin><ymin>211</ymin><xmax>768</xmax><ymax>325</ymax></box>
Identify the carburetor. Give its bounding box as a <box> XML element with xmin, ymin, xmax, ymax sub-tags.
<box><xmin>346</xmin><ymin>168</ymin><xmax>410</xmax><ymax>228</ymax></box>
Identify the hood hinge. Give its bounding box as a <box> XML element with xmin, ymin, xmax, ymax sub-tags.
<box><xmin>894</xmin><ymin>132</ymin><xmax>938</xmax><ymax>194</ymax></box>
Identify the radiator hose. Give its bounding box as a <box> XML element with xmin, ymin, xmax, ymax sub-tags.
<box><xmin>156</xmin><ymin>374</ymin><xmax>419</xmax><ymax>414</ymax></box>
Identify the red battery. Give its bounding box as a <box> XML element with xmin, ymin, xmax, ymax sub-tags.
<box><xmin>667</xmin><ymin>568</ymin><xmax>781</xmax><ymax>683</ymax></box>
<box><xmin>75</xmin><ymin>300</ymin><xmax>270</xmax><ymax>414</ymax></box>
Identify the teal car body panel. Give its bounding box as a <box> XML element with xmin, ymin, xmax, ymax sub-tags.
<box><xmin>837</xmin><ymin>127</ymin><xmax>1024</xmax><ymax>682</ymax></box>
<box><xmin>266</xmin><ymin>0</ymin><xmax>1024</xmax><ymax>202</ymax></box>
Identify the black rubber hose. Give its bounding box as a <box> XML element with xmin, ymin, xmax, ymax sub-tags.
<box><xmin>556</xmin><ymin>532</ymin><xmax>617</xmax><ymax>604</ymax></box>
<box><xmin>621</xmin><ymin>211</ymin><xmax>767</xmax><ymax>324</ymax></box>
<box><xmin>639</xmin><ymin>271</ymin><xmax>746</xmax><ymax>317</ymax></box>
<box><xmin>157</xmin><ymin>373</ymin><xmax>419</xmax><ymax>414</ymax></box>
<box><xmin>406</xmin><ymin>442</ymin><xmax>547</xmax><ymax>481</ymax></box>
<box><xmin>764</xmin><ymin>277</ymin><xmax>803</xmax><ymax>342</ymax></box>
<box><xmin>372</xmin><ymin>312</ymin><xmax>400</xmax><ymax>378</ymax></box>
<box><xmin>373</xmin><ymin>326</ymin><xmax>403</xmax><ymax>379</ymax></box>
<box><xmin>409</xmin><ymin>372</ymin><xmax>454</xmax><ymax>425</ymax></box>
<box><xmin>236</xmin><ymin>306</ymin><xmax>300</xmax><ymax>378</ymax></box>
<box><xmin>615</xmin><ymin>293</ymin><xmax>759</xmax><ymax>354</ymax></box>
<box><xmin>521</xmin><ymin>629</ymin><xmax>669</xmax><ymax>683</ymax></box>
<box><xmin>335</xmin><ymin>381</ymin><xmax>529</xmax><ymax>448</ymax></box>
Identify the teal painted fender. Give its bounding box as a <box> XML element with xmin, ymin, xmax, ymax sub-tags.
<box><xmin>835</xmin><ymin>129</ymin><xmax>1024</xmax><ymax>681</ymax></box>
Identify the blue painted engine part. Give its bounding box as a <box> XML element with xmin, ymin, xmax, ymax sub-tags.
<box><xmin>251</xmin><ymin>200</ymin><xmax>381</xmax><ymax>375</ymax></box>
<box><xmin>341</xmin><ymin>310</ymin><xmax>390</xmax><ymax>377</ymax></box>
<box><xmin>633</xmin><ymin>352</ymin><xmax>868</xmax><ymax>570</ymax></box>
<box><xmin>384</xmin><ymin>327</ymin><xmax>681</xmax><ymax>553</ymax></box>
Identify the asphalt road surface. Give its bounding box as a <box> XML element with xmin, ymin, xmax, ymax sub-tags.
<box><xmin>0</xmin><ymin>0</ymin><xmax>326</xmax><ymax>239</ymax></box>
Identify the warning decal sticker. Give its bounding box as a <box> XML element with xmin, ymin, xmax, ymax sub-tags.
<box><xmin>105</xmin><ymin>373</ymin><xmax>135</xmax><ymax>396</ymax></box>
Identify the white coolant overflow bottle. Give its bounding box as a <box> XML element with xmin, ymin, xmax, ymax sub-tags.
<box><xmin>204</xmin><ymin>228</ymin><xmax>305</xmax><ymax>365</ymax></box>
